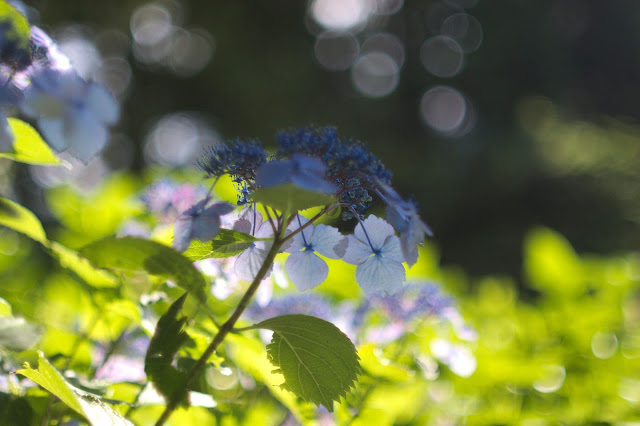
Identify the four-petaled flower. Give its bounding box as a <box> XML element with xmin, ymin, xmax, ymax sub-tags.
<box><xmin>20</xmin><ymin>68</ymin><xmax>119</xmax><ymax>163</ymax></box>
<box><xmin>343</xmin><ymin>215</ymin><xmax>406</xmax><ymax>295</ymax></box>
<box><xmin>173</xmin><ymin>199</ymin><xmax>235</xmax><ymax>252</ymax></box>
<box><xmin>284</xmin><ymin>215</ymin><xmax>347</xmax><ymax>291</ymax></box>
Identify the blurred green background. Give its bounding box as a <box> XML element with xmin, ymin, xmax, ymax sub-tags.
<box><xmin>16</xmin><ymin>0</ymin><xmax>640</xmax><ymax>280</ymax></box>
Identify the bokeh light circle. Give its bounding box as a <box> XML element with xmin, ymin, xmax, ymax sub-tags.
<box><xmin>420</xmin><ymin>86</ymin><xmax>471</xmax><ymax>134</ymax></box>
<box><xmin>314</xmin><ymin>31</ymin><xmax>360</xmax><ymax>71</ymax></box>
<box><xmin>351</xmin><ymin>51</ymin><xmax>399</xmax><ymax>98</ymax></box>
<box><xmin>441</xmin><ymin>13</ymin><xmax>483</xmax><ymax>53</ymax></box>
<box><xmin>420</xmin><ymin>35</ymin><xmax>464</xmax><ymax>78</ymax></box>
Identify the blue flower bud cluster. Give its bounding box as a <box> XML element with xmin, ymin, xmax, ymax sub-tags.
<box><xmin>197</xmin><ymin>138</ymin><xmax>268</xmax><ymax>205</ymax></box>
<box><xmin>276</xmin><ymin>126</ymin><xmax>391</xmax><ymax>219</ymax></box>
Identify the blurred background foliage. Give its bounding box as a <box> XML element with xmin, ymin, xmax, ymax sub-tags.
<box><xmin>1</xmin><ymin>0</ymin><xmax>640</xmax><ymax>423</ymax></box>
<box><xmin>8</xmin><ymin>0</ymin><xmax>638</xmax><ymax>279</ymax></box>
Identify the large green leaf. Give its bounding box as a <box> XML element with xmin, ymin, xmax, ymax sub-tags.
<box><xmin>0</xmin><ymin>197</ymin><xmax>47</xmax><ymax>244</ymax></box>
<box><xmin>256</xmin><ymin>314</ymin><xmax>360</xmax><ymax>411</ymax></box>
<box><xmin>144</xmin><ymin>294</ymin><xmax>189</xmax><ymax>406</ymax></box>
<box><xmin>16</xmin><ymin>352</ymin><xmax>132</xmax><ymax>425</ymax></box>
<box><xmin>252</xmin><ymin>184</ymin><xmax>335</xmax><ymax>216</ymax></box>
<box><xmin>49</xmin><ymin>242</ymin><xmax>119</xmax><ymax>288</ymax></box>
<box><xmin>81</xmin><ymin>236</ymin><xmax>207</xmax><ymax>302</ymax></box>
<box><xmin>0</xmin><ymin>119</ymin><xmax>61</xmax><ymax>165</ymax></box>
<box><xmin>0</xmin><ymin>2</ymin><xmax>31</xmax><ymax>57</ymax></box>
<box><xmin>183</xmin><ymin>229</ymin><xmax>257</xmax><ymax>260</ymax></box>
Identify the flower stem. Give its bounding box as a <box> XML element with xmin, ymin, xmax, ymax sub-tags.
<box><xmin>154</xmin><ymin>235</ymin><xmax>284</xmax><ymax>426</ymax></box>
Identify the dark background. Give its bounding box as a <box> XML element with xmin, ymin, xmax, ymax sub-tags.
<box><xmin>26</xmin><ymin>0</ymin><xmax>640</xmax><ymax>279</ymax></box>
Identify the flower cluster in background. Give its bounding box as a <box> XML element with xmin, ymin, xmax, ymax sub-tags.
<box><xmin>0</xmin><ymin>1</ymin><xmax>119</xmax><ymax>162</ymax></box>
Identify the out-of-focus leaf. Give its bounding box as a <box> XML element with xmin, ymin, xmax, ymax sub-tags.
<box><xmin>183</xmin><ymin>229</ymin><xmax>257</xmax><ymax>260</ymax></box>
<box><xmin>144</xmin><ymin>294</ymin><xmax>189</xmax><ymax>406</ymax></box>
<box><xmin>16</xmin><ymin>351</ymin><xmax>133</xmax><ymax>425</ymax></box>
<box><xmin>81</xmin><ymin>236</ymin><xmax>207</xmax><ymax>303</ymax></box>
<box><xmin>49</xmin><ymin>242</ymin><xmax>119</xmax><ymax>288</ymax></box>
<box><xmin>252</xmin><ymin>184</ymin><xmax>335</xmax><ymax>216</ymax></box>
<box><xmin>0</xmin><ymin>197</ymin><xmax>47</xmax><ymax>244</ymax></box>
<box><xmin>256</xmin><ymin>314</ymin><xmax>360</xmax><ymax>411</ymax></box>
<box><xmin>0</xmin><ymin>317</ymin><xmax>41</xmax><ymax>351</ymax></box>
<box><xmin>0</xmin><ymin>119</ymin><xmax>61</xmax><ymax>165</ymax></box>
<box><xmin>0</xmin><ymin>297</ymin><xmax>11</xmax><ymax>317</ymax></box>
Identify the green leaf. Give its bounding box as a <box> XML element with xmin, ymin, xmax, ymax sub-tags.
<box><xmin>256</xmin><ymin>314</ymin><xmax>360</xmax><ymax>411</ymax></box>
<box><xmin>0</xmin><ymin>2</ymin><xmax>30</xmax><ymax>55</ymax></box>
<box><xmin>183</xmin><ymin>229</ymin><xmax>257</xmax><ymax>260</ymax></box>
<box><xmin>0</xmin><ymin>317</ymin><xmax>42</xmax><ymax>351</ymax></box>
<box><xmin>0</xmin><ymin>197</ymin><xmax>47</xmax><ymax>244</ymax></box>
<box><xmin>49</xmin><ymin>242</ymin><xmax>119</xmax><ymax>288</ymax></box>
<box><xmin>252</xmin><ymin>184</ymin><xmax>335</xmax><ymax>216</ymax></box>
<box><xmin>0</xmin><ymin>119</ymin><xmax>61</xmax><ymax>165</ymax></box>
<box><xmin>16</xmin><ymin>351</ymin><xmax>133</xmax><ymax>425</ymax></box>
<box><xmin>81</xmin><ymin>236</ymin><xmax>207</xmax><ymax>303</ymax></box>
<box><xmin>144</xmin><ymin>294</ymin><xmax>189</xmax><ymax>406</ymax></box>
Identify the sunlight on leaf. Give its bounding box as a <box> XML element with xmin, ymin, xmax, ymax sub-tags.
<box><xmin>16</xmin><ymin>351</ymin><xmax>132</xmax><ymax>425</ymax></box>
<box><xmin>256</xmin><ymin>314</ymin><xmax>360</xmax><ymax>411</ymax></box>
<box><xmin>0</xmin><ymin>119</ymin><xmax>61</xmax><ymax>165</ymax></box>
<box><xmin>183</xmin><ymin>229</ymin><xmax>257</xmax><ymax>260</ymax></box>
<box><xmin>81</xmin><ymin>236</ymin><xmax>208</xmax><ymax>303</ymax></box>
<box><xmin>252</xmin><ymin>184</ymin><xmax>335</xmax><ymax>216</ymax></box>
<box><xmin>0</xmin><ymin>197</ymin><xmax>47</xmax><ymax>244</ymax></box>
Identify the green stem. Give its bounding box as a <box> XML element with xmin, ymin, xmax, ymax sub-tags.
<box><xmin>154</xmin><ymin>236</ymin><xmax>285</xmax><ymax>426</ymax></box>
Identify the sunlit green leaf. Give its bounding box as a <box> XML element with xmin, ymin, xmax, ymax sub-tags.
<box><xmin>256</xmin><ymin>314</ymin><xmax>360</xmax><ymax>411</ymax></box>
<box><xmin>0</xmin><ymin>197</ymin><xmax>47</xmax><ymax>244</ymax></box>
<box><xmin>0</xmin><ymin>119</ymin><xmax>61</xmax><ymax>165</ymax></box>
<box><xmin>183</xmin><ymin>229</ymin><xmax>257</xmax><ymax>260</ymax></box>
<box><xmin>16</xmin><ymin>351</ymin><xmax>133</xmax><ymax>425</ymax></box>
<box><xmin>0</xmin><ymin>2</ymin><xmax>30</xmax><ymax>55</ymax></box>
<box><xmin>49</xmin><ymin>241</ymin><xmax>119</xmax><ymax>288</ymax></box>
<box><xmin>0</xmin><ymin>297</ymin><xmax>11</xmax><ymax>317</ymax></box>
<box><xmin>252</xmin><ymin>184</ymin><xmax>335</xmax><ymax>216</ymax></box>
<box><xmin>0</xmin><ymin>316</ymin><xmax>42</xmax><ymax>351</ymax></box>
<box><xmin>144</xmin><ymin>294</ymin><xmax>189</xmax><ymax>406</ymax></box>
<box><xmin>81</xmin><ymin>236</ymin><xmax>207</xmax><ymax>302</ymax></box>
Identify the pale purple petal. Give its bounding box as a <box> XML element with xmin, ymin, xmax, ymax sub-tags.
<box><xmin>285</xmin><ymin>215</ymin><xmax>313</xmax><ymax>253</ymax></box>
<box><xmin>380</xmin><ymin>235</ymin><xmax>405</xmax><ymax>263</ymax></box>
<box><xmin>311</xmin><ymin>224</ymin><xmax>347</xmax><ymax>259</ymax></box>
<box><xmin>235</xmin><ymin>245</ymin><xmax>271</xmax><ymax>282</ymax></box>
<box><xmin>285</xmin><ymin>250</ymin><xmax>329</xmax><ymax>291</ymax></box>
<box><xmin>354</xmin><ymin>215</ymin><xmax>394</xmax><ymax>251</ymax></box>
<box><xmin>0</xmin><ymin>113</ymin><xmax>13</xmax><ymax>152</ymax></box>
<box><xmin>356</xmin><ymin>255</ymin><xmax>405</xmax><ymax>295</ymax></box>
<box><xmin>37</xmin><ymin>117</ymin><xmax>68</xmax><ymax>151</ymax></box>
<box><xmin>66</xmin><ymin>111</ymin><xmax>108</xmax><ymax>163</ymax></box>
<box><xmin>86</xmin><ymin>83</ymin><xmax>119</xmax><ymax>124</ymax></box>
<box><xmin>343</xmin><ymin>235</ymin><xmax>372</xmax><ymax>265</ymax></box>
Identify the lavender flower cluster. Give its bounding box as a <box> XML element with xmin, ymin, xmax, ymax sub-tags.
<box><xmin>175</xmin><ymin>126</ymin><xmax>433</xmax><ymax>296</ymax></box>
<box><xmin>0</xmin><ymin>3</ymin><xmax>118</xmax><ymax>163</ymax></box>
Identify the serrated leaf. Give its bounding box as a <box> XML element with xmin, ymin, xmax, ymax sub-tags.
<box><xmin>252</xmin><ymin>184</ymin><xmax>335</xmax><ymax>216</ymax></box>
<box><xmin>0</xmin><ymin>317</ymin><xmax>42</xmax><ymax>351</ymax></box>
<box><xmin>183</xmin><ymin>229</ymin><xmax>257</xmax><ymax>260</ymax></box>
<box><xmin>144</xmin><ymin>294</ymin><xmax>189</xmax><ymax>406</ymax></box>
<box><xmin>0</xmin><ymin>197</ymin><xmax>47</xmax><ymax>244</ymax></box>
<box><xmin>256</xmin><ymin>314</ymin><xmax>360</xmax><ymax>411</ymax></box>
<box><xmin>0</xmin><ymin>119</ymin><xmax>61</xmax><ymax>165</ymax></box>
<box><xmin>81</xmin><ymin>236</ymin><xmax>207</xmax><ymax>303</ymax></box>
<box><xmin>16</xmin><ymin>351</ymin><xmax>133</xmax><ymax>426</ymax></box>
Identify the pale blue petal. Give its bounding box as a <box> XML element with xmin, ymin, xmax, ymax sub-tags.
<box><xmin>38</xmin><ymin>117</ymin><xmax>68</xmax><ymax>151</ymax></box>
<box><xmin>354</xmin><ymin>215</ymin><xmax>394</xmax><ymax>251</ymax></box>
<box><xmin>232</xmin><ymin>218</ymin><xmax>252</xmax><ymax>235</ymax></box>
<box><xmin>355</xmin><ymin>255</ymin><xmax>405</xmax><ymax>296</ymax></box>
<box><xmin>285</xmin><ymin>250</ymin><xmax>328</xmax><ymax>291</ymax></box>
<box><xmin>205</xmin><ymin>202</ymin><xmax>235</xmax><ymax>216</ymax></box>
<box><xmin>343</xmin><ymin>235</ymin><xmax>372</xmax><ymax>265</ymax></box>
<box><xmin>400</xmin><ymin>233</ymin><xmax>419</xmax><ymax>266</ymax></box>
<box><xmin>311</xmin><ymin>224</ymin><xmax>347</xmax><ymax>259</ymax></box>
<box><xmin>255</xmin><ymin>159</ymin><xmax>292</xmax><ymax>187</ymax></box>
<box><xmin>0</xmin><ymin>113</ymin><xmax>13</xmax><ymax>152</ymax></box>
<box><xmin>380</xmin><ymin>235</ymin><xmax>405</xmax><ymax>263</ymax></box>
<box><xmin>87</xmin><ymin>83</ymin><xmax>119</xmax><ymax>124</ymax></box>
<box><xmin>67</xmin><ymin>111</ymin><xmax>108</xmax><ymax>163</ymax></box>
<box><xmin>235</xmin><ymin>245</ymin><xmax>271</xmax><ymax>282</ymax></box>
<box><xmin>189</xmin><ymin>214</ymin><xmax>221</xmax><ymax>243</ymax></box>
<box><xmin>285</xmin><ymin>216</ymin><xmax>313</xmax><ymax>253</ymax></box>
<box><xmin>172</xmin><ymin>215</ymin><xmax>195</xmax><ymax>252</ymax></box>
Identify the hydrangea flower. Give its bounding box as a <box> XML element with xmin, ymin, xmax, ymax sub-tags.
<box><xmin>343</xmin><ymin>215</ymin><xmax>406</xmax><ymax>295</ymax></box>
<box><xmin>173</xmin><ymin>199</ymin><xmax>235</xmax><ymax>252</ymax></box>
<box><xmin>284</xmin><ymin>215</ymin><xmax>347</xmax><ymax>291</ymax></box>
<box><xmin>19</xmin><ymin>68</ymin><xmax>119</xmax><ymax>163</ymax></box>
<box><xmin>256</xmin><ymin>153</ymin><xmax>336</xmax><ymax>194</ymax></box>
<box><xmin>0</xmin><ymin>111</ymin><xmax>12</xmax><ymax>152</ymax></box>
<box><xmin>376</xmin><ymin>181</ymin><xmax>432</xmax><ymax>266</ymax></box>
<box><xmin>233</xmin><ymin>207</ymin><xmax>276</xmax><ymax>282</ymax></box>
